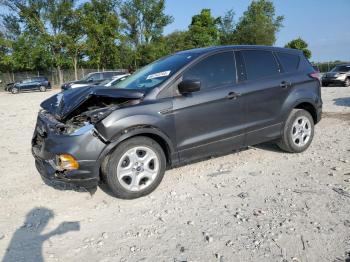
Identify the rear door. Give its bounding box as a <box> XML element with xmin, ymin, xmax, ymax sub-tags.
<box><xmin>173</xmin><ymin>51</ymin><xmax>247</xmax><ymax>162</ymax></box>
<box><xmin>20</xmin><ymin>79</ymin><xmax>35</xmax><ymax>90</ymax></box>
<box><xmin>237</xmin><ymin>49</ymin><xmax>291</xmax><ymax>145</ymax></box>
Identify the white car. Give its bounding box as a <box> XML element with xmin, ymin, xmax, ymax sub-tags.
<box><xmin>100</xmin><ymin>74</ymin><xmax>130</xmax><ymax>87</ymax></box>
<box><xmin>70</xmin><ymin>74</ymin><xmax>130</xmax><ymax>89</ymax></box>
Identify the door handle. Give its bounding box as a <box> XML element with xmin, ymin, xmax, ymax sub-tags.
<box><xmin>280</xmin><ymin>81</ymin><xmax>291</xmax><ymax>89</ymax></box>
<box><xmin>226</xmin><ymin>91</ymin><xmax>241</xmax><ymax>100</ymax></box>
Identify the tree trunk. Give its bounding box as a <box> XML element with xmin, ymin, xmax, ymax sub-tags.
<box><xmin>73</xmin><ymin>56</ymin><xmax>78</xmax><ymax>81</ymax></box>
<box><xmin>57</xmin><ymin>65</ymin><xmax>63</xmax><ymax>86</ymax></box>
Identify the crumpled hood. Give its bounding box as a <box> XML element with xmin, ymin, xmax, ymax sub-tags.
<box><xmin>40</xmin><ymin>86</ymin><xmax>145</xmax><ymax>121</ymax></box>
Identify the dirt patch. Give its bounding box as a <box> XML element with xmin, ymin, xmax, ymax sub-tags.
<box><xmin>323</xmin><ymin>111</ymin><xmax>350</xmax><ymax>122</ymax></box>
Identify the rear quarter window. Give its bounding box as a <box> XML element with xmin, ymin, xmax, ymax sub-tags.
<box><xmin>241</xmin><ymin>50</ymin><xmax>280</xmax><ymax>80</ymax></box>
<box><xmin>276</xmin><ymin>52</ymin><xmax>300</xmax><ymax>73</ymax></box>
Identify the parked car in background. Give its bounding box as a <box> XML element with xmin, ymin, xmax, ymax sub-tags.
<box><xmin>99</xmin><ymin>74</ymin><xmax>130</xmax><ymax>87</ymax></box>
<box><xmin>67</xmin><ymin>74</ymin><xmax>130</xmax><ymax>89</ymax></box>
<box><xmin>322</xmin><ymin>64</ymin><xmax>350</xmax><ymax>87</ymax></box>
<box><xmin>32</xmin><ymin>45</ymin><xmax>322</xmax><ymax>199</ymax></box>
<box><xmin>8</xmin><ymin>77</ymin><xmax>51</xmax><ymax>94</ymax></box>
<box><xmin>61</xmin><ymin>71</ymin><xmax>127</xmax><ymax>91</ymax></box>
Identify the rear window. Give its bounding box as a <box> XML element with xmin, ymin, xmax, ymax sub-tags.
<box><xmin>276</xmin><ymin>52</ymin><xmax>300</xmax><ymax>73</ymax></box>
<box><xmin>241</xmin><ymin>50</ymin><xmax>280</xmax><ymax>80</ymax></box>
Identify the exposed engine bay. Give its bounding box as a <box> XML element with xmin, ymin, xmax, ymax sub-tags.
<box><xmin>39</xmin><ymin>86</ymin><xmax>145</xmax><ymax>135</ymax></box>
<box><xmin>57</xmin><ymin>97</ymin><xmax>140</xmax><ymax>134</ymax></box>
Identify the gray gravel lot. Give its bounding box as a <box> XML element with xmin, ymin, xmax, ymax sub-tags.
<box><xmin>0</xmin><ymin>87</ymin><xmax>349</xmax><ymax>262</ymax></box>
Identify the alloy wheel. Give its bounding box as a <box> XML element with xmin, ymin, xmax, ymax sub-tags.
<box><xmin>116</xmin><ymin>146</ymin><xmax>160</xmax><ymax>192</ymax></box>
<box><xmin>291</xmin><ymin>116</ymin><xmax>312</xmax><ymax>147</ymax></box>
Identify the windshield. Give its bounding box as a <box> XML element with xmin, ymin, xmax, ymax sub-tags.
<box><xmin>114</xmin><ymin>53</ymin><xmax>199</xmax><ymax>90</ymax></box>
<box><xmin>99</xmin><ymin>78</ymin><xmax>113</xmax><ymax>86</ymax></box>
<box><xmin>331</xmin><ymin>65</ymin><xmax>350</xmax><ymax>72</ymax></box>
<box><xmin>81</xmin><ymin>74</ymin><xmax>93</xmax><ymax>81</ymax></box>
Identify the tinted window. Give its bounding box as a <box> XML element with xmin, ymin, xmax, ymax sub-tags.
<box><xmin>241</xmin><ymin>50</ymin><xmax>279</xmax><ymax>80</ymax></box>
<box><xmin>103</xmin><ymin>72</ymin><xmax>118</xmax><ymax>78</ymax></box>
<box><xmin>87</xmin><ymin>73</ymin><xmax>102</xmax><ymax>81</ymax></box>
<box><xmin>33</xmin><ymin>77</ymin><xmax>47</xmax><ymax>81</ymax></box>
<box><xmin>276</xmin><ymin>52</ymin><xmax>300</xmax><ymax>72</ymax></box>
<box><xmin>183</xmin><ymin>52</ymin><xmax>236</xmax><ymax>90</ymax></box>
<box><xmin>331</xmin><ymin>65</ymin><xmax>350</xmax><ymax>72</ymax></box>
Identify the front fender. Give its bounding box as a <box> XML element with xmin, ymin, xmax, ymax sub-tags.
<box><xmin>93</xmin><ymin>125</ymin><xmax>178</xmax><ymax>175</ymax></box>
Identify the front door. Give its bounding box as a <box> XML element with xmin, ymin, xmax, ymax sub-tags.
<box><xmin>173</xmin><ymin>51</ymin><xmax>246</xmax><ymax>163</ymax></box>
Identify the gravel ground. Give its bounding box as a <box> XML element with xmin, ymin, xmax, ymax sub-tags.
<box><xmin>0</xmin><ymin>87</ymin><xmax>349</xmax><ymax>262</ymax></box>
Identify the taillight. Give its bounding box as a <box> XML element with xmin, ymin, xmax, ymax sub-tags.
<box><xmin>309</xmin><ymin>72</ymin><xmax>321</xmax><ymax>81</ymax></box>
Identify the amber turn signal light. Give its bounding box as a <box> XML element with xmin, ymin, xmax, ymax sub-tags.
<box><xmin>58</xmin><ymin>154</ymin><xmax>79</xmax><ymax>170</ymax></box>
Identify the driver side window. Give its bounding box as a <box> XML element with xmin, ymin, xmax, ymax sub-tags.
<box><xmin>182</xmin><ymin>51</ymin><xmax>236</xmax><ymax>90</ymax></box>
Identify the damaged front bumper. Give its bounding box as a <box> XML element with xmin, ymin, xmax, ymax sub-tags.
<box><xmin>31</xmin><ymin>111</ymin><xmax>106</xmax><ymax>189</ymax></box>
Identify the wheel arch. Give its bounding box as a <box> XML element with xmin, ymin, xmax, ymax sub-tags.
<box><xmin>294</xmin><ymin>101</ymin><xmax>318</xmax><ymax>124</ymax></box>
<box><xmin>96</xmin><ymin>125</ymin><xmax>177</xmax><ymax>181</ymax></box>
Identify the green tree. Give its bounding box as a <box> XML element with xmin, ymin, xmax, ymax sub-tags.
<box><xmin>187</xmin><ymin>9</ymin><xmax>220</xmax><ymax>48</ymax></box>
<box><xmin>121</xmin><ymin>0</ymin><xmax>173</xmax><ymax>47</ymax></box>
<box><xmin>164</xmin><ymin>30</ymin><xmax>190</xmax><ymax>53</ymax></box>
<box><xmin>1</xmin><ymin>0</ymin><xmax>78</xmax><ymax>84</ymax></box>
<box><xmin>233</xmin><ymin>0</ymin><xmax>283</xmax><ymax>45</ymax></box>
<box><xmin>0</xmin><ymin>32</ymin><xmax>8</xmax><ymax>71</ymax></box>
<box><xmin>218</xmin><ymin>9</ymin><xmax>235</xmax><ymax>45</ymax></box>
<box><xmin>285</xmin><ymin>37</ymin><xmax>311</xmax><ymax>59</ymax></box>
<box><xmin>80</xmin><ymin>0</ymin><xmax>120</xmax><ymax>70</ymax></box>
<box><xmin>120</xmin><ymin>0</ymin><xmax>173</xmax><ymax>68</ymax></box>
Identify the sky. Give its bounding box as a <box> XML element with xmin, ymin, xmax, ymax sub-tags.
<box><xmin>163</xmin><ymin>0</ymin><xmax>350</xmax><ymax>62</ymax></box>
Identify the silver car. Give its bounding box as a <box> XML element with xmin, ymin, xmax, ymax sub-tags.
<box><xmin>322</xmin><ymin>64</ymin><xmax>350</xmax><ymax>87</ymax></box>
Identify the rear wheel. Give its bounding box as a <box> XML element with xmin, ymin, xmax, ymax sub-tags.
<box><xmin>103</xmin><ymin>136</ymin><xmax>166</xmax><ymax>199</ymax></box>
<box><xmin>11</xmin><ymin>87</ymin><xmax>19</xmax><ymax>94</ymax></box>
<box><xmin>277</xmin><ymin>109</ymin><xmax>314</xmax><ymax>153</ymax></box>
<box><xmin>39</xmin><ymin>85</ymin><xmax>47</xmax><ymax>92</ymax></box>
<box><xmin>344</xmin><ymin>78</ymin><xmax>350</xmax><ymax>87</ymax></box>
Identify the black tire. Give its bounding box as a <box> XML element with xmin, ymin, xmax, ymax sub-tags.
<box><xmin>103</xmin><ymin>136</ymin><xmax>166</xmax><ymax>199</ymax></box>
<box><xmin>11</xmin><ymin>87</ymin><xmax>19</xmax><ymax>94</ymax></box>
<box><xmin>344</xmin><ymin>78</ymin><xmax>350</xmax><ymax>87</ymax></box>
<box><xmin>277</xmin><ymin>109</ymin><xmax>314</xmax><ymax>153</ymax></box>
<box><xmin>322</xmin><ymin>82</ymin><xmax>328</xmax><ymax>87</ymax></box>
<box><xmin>39</xmin><ymin>85</ymin><xmax>47</xmax><ymax>92</ymax></box>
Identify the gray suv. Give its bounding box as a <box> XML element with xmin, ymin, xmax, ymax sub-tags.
<box><xmin>322</xmin><ymin>64</ymin><xmax>350</xmax><ymax>87</ymax></box>
<box><xmin>32</xmin><ymin>45</ymin><xmax>322</xmax><ymax>199</ymax></box>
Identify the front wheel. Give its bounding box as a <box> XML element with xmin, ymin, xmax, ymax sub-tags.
<box><xmin>344</xmin><ymin>78</ymin><xmax>350</xmax><ymax>87</ymax></box>
<box><xmin>277</xmin><ymin>109</ymin><xmax>314</xmax><ymax>153</ymax></box>
<box><xmin>39</xmin><ymin>85</ymin><xmax>47</xmax><ymax>92</ymax></box>
<box><xmin>11</xmin><ymin>87</ymin><xmax>19</xmax><ymax>94</ymax></box>
<box><xmin>103</xmin><ymin>136</ymin><xmax>166</xmax><ymax>199</ymax></box>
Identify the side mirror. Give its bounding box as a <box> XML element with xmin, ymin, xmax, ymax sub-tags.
<box><xmin>178</xmin><ymin>79</ymin><xmax>201</xmax><ymax>95</ymax></box>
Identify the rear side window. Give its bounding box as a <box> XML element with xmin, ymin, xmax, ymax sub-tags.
<box><xmin>103</xmin><ymin>72</ymin><xmax>117</xmax><ymax>78</ymax></box>
<box><xmin>89</xmin><ymin>73</ymin><xmax>102</xmax><ymax>80</ymax></box>
<box><xmin>276</xmin><ymin>52</ymin><xmax>300</xmax><ymax>72</ymax></box>
<box><xmin>241</xmin><ymin>50</ymin><xmax>280</xmax><ymax>80</ymax></box>
<box><xmin>183</xmin><ymin>51</ymin><xmax>236</xmax><ymax>90</ymax></box>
